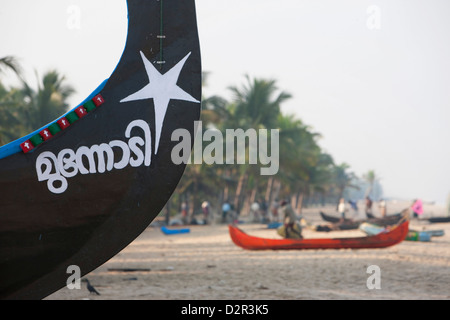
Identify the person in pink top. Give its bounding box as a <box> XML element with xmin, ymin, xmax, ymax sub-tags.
<box><xmin>411</xmin><ymin>199</ymin><xmax>423</xmax><ymax>218</ymax></box>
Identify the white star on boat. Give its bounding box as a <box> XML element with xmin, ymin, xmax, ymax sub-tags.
<box><xmin>120</xmin><ymin>51</ymin><xmax>200</xmax><ymax>153</ymax></box>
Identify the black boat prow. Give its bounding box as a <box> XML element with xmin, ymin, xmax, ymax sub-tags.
<box><xmin>0</xmin><ymin>0</ymin><xmax>201</xmax><ymax>300</ymax></box>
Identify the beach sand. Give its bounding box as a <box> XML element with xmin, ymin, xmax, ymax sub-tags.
<box><xmin>46</xmin><ymin>200</ymin><xmax>450</xmax><ymax>300</ymax></box>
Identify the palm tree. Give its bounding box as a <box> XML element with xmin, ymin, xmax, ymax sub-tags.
<box><xmin>0</xmin><ymin>69</ymin><xmax>75</xmax><ymax>145</ymax></box>
<box><xmin>225</xmin><ymin>75</ymin><xmax>292</xmax><ymax>214</ymax></box>
<box><xmin>333</xmin><ymin>163</ymin><xmax>359</xmax><ymax>201</ymax></box>
<box><xmin>0</xmin><ymin>56</ymin><xmax>22</xmax><ymax>79</ymax></box>
<box><xmin>276</xmin><ymin>113</ymin><xmax>336</xmax><ymax>212</ymax></box>
<box><xmin>0</xmin><ymin>55</ymin><xmax>25</xmax><ymax>144</ymax></box>
<box><xmin>363</xmin><ymin>170</ymin><xmax>377</xmax><ymax>198</ymax></box>
<box><xmin>162</xmin><ymin>73</ymin><xmax>364</xmax><ymax>222</ymax></box>
<box><xmin>199</xmin><ymin>71</ymin><xmax>229</xmax><ymax>128</ymax></box>
<box><xmin>167</xmin><ymin>72</ymin><xmax>231</xmax><ymax>221</ymax></box>
<box><xmin>227</xmin><ymin>75</ymin><xmax>291</xmax><ymax>130</ymax></box>
<box><xmin>0</xmin><ymin>84</ymin><xmax>27</xmax><ymax>144</ymax></box>
<box><xmin>21</xmin><ymin>70</ymin><xmax>75</xmax><ymax>131</ymax></box>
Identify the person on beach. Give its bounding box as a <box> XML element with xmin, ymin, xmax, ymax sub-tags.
<box><xmin>348</xmin><ymin>199</ymin><xmax>358</xmax><ymax>217</ymax></box>
<box><xmin>271</xmin><ymin>199</ymin><xmax>280</xmax><ymax>222</ymax></box>
<box><xmin>379</xmin><ymin>199</ymin><xmax>387</xmax><ymax>217</ymax></box>
<box><xmin>250</xmin><ymin>201</ymin><xmax>260</xmax><ymax>223</ymax></box>
<box><xmin>259</xmin><ymin>198</ymin><xmax>269</xmax><ymax>223</ymax></box>
<box><xmin>181</xmin><ymin>201</ymin><xmax>188</xmax><ymax>225</ymax></box>
<box><xmin>201</xmin><ymin>201</ymin><xmax>210</xmax><ymax>224</ymax></box>
<box><xmin>277</xmin><ymin>200</ymin><xmax>302</xmax><ymax>239</ymax></box>
<box><xmin>365</xmin><ymin>196</ymin><xmax>374</xmax><ymax>218</ymax></box>
<box><xmin>337</xmin><ymin>198</ymin><xmax>347</xmax><ymax>221</ymax></box>
<box><xmin>222</xmin><ymin>200</ymin><xmax>231</xmax><ymax>223</ymax></box>
<box><xmin>411</xmin><ymin>199</ymin><xmax>423</xmax><ymax>218</ymax></box>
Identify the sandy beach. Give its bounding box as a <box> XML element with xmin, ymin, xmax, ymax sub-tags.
<box><xmin>46</xmin><ymin>200</ymin><xmax>450</xmax><ymax>300</ymax></box>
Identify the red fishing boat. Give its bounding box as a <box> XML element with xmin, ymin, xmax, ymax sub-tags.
<box><xmin>229</xmin><ymin>219</ymin><xmax>409</xmax><ymax>251</ymax></box>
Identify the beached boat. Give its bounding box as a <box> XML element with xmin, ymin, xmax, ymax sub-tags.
<box><xmin>0</xmin><ymin>0</ymin><xmax>201</xmax><ymax>299</ymax></box>
<box><xmin>161</xmin><ymin>226</ymin><xmax>190</xmax><ymax>235</ymax></box>
<box><xmin>319</xmin><ymin>211</ymin><xmax>404</xmax><ymax>230</ymax></box>
<box><xmin>229</xmin><ymin>219</ymin><xmax>409</xmax><ymax>250</ymax></box>
<box><xmin>315</xmin><ymin>216</ymin><xmax>360</xmax><ymax>231</ymax></box>
<box><xmin>428</xmin><ymin>217</ymin><xmax>450</xmax><ymax>223</ymax></box>
<box><xmin>421</xmin><ymin>229</ymin><xmax>445</xmax><ymax>237</ymax></box>
<box><xmin>359</xmin><ymin>222</ymin><xmax>433</xmax><ymax>242</ymax></box>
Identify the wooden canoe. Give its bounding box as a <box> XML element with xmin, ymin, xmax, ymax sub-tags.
<box><xmin>319</xmin><ymin>211</ymin><xmax>405</xmax><ymax>230</ymax></box>
<box><xmin>229</xmin><ymin>220</ymin><xmax>409</xmax><ymax>250</ymax></box>
<box><xmin>428</xmin><ymin>217</ymin><xmax>450</xmax><ymax>223</ymax></box>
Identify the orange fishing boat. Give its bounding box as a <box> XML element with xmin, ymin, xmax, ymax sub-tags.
<box><xmin>229</xmin><ymin>220</ymin><xmax>409</xmax><ymax>250</ymax></box>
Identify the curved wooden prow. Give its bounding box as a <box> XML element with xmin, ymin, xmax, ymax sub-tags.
<box><xmin>0</xmin><ymin>0</ymin><xmax>201</xmax><ymax>299</ymax></box>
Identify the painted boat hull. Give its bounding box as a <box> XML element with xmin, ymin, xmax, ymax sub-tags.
<box><xmin>229</xmin><ymin>220</ymin><xmax>409</xmax><ymax>250</ymax></box>
<box><xmin>0</xmin><ymin>0</ymin><xmax>201</xmax><ymax>299</ymax></box>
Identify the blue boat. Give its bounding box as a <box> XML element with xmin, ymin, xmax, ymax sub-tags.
<box><xmin>161</xmin><ymin>226</ymin><xmax>190</xmax><ymax>235</ymax></box>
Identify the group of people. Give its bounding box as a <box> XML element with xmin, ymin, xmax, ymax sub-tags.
<box><xmin>336</xmin><ymin>196</ymin><xmax>387</xmax><ymax>221</ymax></box>
<box><xmin>222</xmin><ymin>198</ymin><xmax>274</xmax><ymax>224</ymax></box>
<box><xmin>180</xmin><ymin>200</ymin><xmax>211</xmax><ymax>225</ymax></box>
<box><xmin>179</xmin><ymin>198</ymin><xmax>297</xmax><ymax>226</ymax></box>
<box><xmin>248</xmin><ymin>198</ymin><xmax>278</xmax><ymax>224</ymax></box>
<box><xmin>339</xmin><ymin>197</ymin><xmax>427</xmax><ymax>219</ymax></box>
<box><xmin>177</xmin><ymin>196</ymin><xmax>429</xmax><ymax>239</ymax></box>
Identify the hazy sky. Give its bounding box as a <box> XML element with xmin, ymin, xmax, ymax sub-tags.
<box><xmin>1</xmin><ymin>0</ymin><xmax>449</xmax><ymax>204</ymax></box>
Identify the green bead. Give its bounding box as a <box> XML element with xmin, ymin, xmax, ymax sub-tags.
<box><xmin>84</xmin><ymin>100</ymin><xmax>96</xmax><ymax>112</ymax></box>
<box><xmin>66</xmin><ymin>111</ymin><xmax>79</xmax><ymax>124</ymax></box>
<box><xmin>30</xmin><ymin>134</ymin><xmax>43</xmax><ymax>146</ymax></box>
<box><xmin>48</xmin><ymin>123</ymin><xmax>62</xmax><ymax>135</ymax></box>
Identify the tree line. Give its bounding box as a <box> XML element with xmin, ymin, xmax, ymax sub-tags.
<box><xmin>0</xmin><ymin>57</ymin><xmax>382</xmax><ymax>223</ymax></box>
<box><xmin>167</xmin><ymin>73</ymin><xmax>382</xmax><ymax>222</ymax></box>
